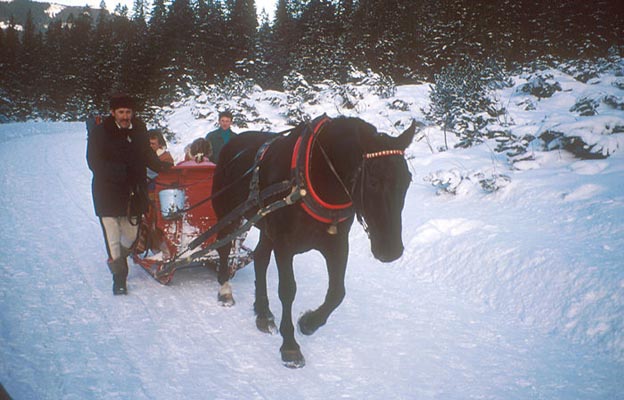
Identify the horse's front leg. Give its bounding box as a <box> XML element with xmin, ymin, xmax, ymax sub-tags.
<box><xmin>216</xmin><ymin>226</ymin><xmax>235</xmax><ymax>306</ymax></box>
<box><xmin>298</xmin><ymin>236</ymin><xmax>348</xmax><ymax>336</ymax></box>
<box><xmin>254</xmin><ymin>231</ymin><xmax>277</xmax><ymax>334</ymax></box>
<box><xmin>275</xmin><ymin>250</ymin><xmax>305</xmax><ymax>368</ymax></box>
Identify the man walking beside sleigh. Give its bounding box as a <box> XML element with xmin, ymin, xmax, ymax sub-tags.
<box><xmin>87</xmin><ymin>94</ymin><xmax>172</xmax><ymax>295</ymax></box>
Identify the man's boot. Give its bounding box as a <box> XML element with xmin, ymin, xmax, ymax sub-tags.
<box><xmin>108</xmin><ymin>257</ymin><xmax>129</xmax><ymax>295</ymax></box>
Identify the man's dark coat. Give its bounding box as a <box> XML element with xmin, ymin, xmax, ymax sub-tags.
<box><xmin>87</xmin><ymin>116</ymin><xmax>167</xmax><ymax>217</ymax></box>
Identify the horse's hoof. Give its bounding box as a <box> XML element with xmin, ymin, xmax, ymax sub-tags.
<box><xmin>281</xmin><ymin>349</ymin><xmax>305</xmax><ymax>369</ymax></box>
<box><xmin>298</xmin><ymin>311</ymin><xmax>320</xmax><ymax>336</ymax></box>
<box><xmin>218</xmin><ymin>282</ymin><xmax>235</xmax><ymax>307</ymax></box>
<box><xmin>256</xmin><ymin>315</ymin><xmax>277</xmax><ymax>334</ymax></box>
<box><xmin>218</xmin><ymin>293</ymin><xmax>235</xmax><ymax>307</ymax></box>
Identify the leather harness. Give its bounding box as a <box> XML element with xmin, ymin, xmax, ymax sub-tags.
<box><xmin>291</xmin><ymin>115</ymin><xmax>354</xmax><ymax>227</ymax></box>
<box><xmin>161</xmin><ymin>116</ymin><xmax>406</xmax><ymax>277</ymax></box>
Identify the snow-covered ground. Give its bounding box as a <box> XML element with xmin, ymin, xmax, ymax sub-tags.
<box><xmin>1</xmin><ymin>69</ymin><xmax>623</xmax><ymax>399</ymax></box>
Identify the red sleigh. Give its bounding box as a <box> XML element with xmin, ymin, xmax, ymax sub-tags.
<box><xmin>132</xmin><ymin>160</ymin><xmax>252</xmax><ymax>284</ymax></box>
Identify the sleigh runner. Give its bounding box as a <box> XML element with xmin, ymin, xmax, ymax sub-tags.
<box><xmin>132</xmin><ymin>161</ymin><xmax>253</xmax><ymax>284</ymax></box>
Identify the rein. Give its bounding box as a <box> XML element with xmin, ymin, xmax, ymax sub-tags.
<box><xmin>165</xmin><ymin>128</ymin><xmax>296</xmax><ymax>217</ymax></box>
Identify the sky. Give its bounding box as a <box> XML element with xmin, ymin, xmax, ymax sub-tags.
<box><xmin>1</xmin><ymin>62</ymin><xmax>623</xmax><ymax>399</ymax></box>
<box><xmin>32</xmin><ymin>0</ymin><xmax>278</xmax><ymax>20</ymax></box>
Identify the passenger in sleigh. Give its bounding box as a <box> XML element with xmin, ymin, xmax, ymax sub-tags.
<box><xmin>179</xmin><ymin>137</ymin><xmax>214</xmax><ymax>165</ymax></box>
<box><xmin>205</xmin><ymin>110</ymin><xmax>236</xmax><ymax>164</ymax></box>
<box><xmin>148</xmin><ymin>130</ymin><xmax>174</xmax><ymax>174</ymax></box>
<box><xmin>138</xmin><ymin>131</ymin><xmax>176</xmax><ymax>258</ymax></box>
<box><xmin>147</xmin><ymin>129</ymin><xmax>175</xmax><ymax>193</ymax></box>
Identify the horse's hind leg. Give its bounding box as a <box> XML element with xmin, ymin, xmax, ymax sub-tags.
<box><xmin>298</xmin><ymin>238</ymin><xmax>348</xmax><ymax>336</ymax></box>
<box><xmin>275</xmin><ymin>250</ymin><xmax>305</xmax><ymax>368</ymax></box>
<box><xmin>254</xmin><ymin>231</ymin><xmax>277</xmax><ymax>334</ymax></box>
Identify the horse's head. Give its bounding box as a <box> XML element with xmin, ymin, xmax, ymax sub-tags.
<box><xmin>354</xmin><ymin>121</ymin><xmax>417</xmax><ymax>262</ymax></box>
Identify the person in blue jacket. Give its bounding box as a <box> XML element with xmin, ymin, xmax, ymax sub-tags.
<box><xmin>205</xmin><ymin>111</ymin><xmax>236</xmax><ymax>164</ymax></box>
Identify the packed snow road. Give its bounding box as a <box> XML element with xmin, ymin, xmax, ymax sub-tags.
<box><xmin>0</xmin><ymin>123</ymin><xmax>621</xmax><ymax>399</ymax></box>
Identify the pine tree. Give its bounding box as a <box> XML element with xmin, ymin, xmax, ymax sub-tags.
<box><xmin>146</xmin><ymin>0</ymin><xmax>169</xmax><ymax>102</ymax></box>
<box><xmin>0</xmin><ymin>17</ymin><xmax>21</xmax><ymax>119</ymax></box>
<box><xmin>160</xmin><ymin>0</ymin><xmax>197</xmax><ymax>101</ymax></box>
<box><xmin>62</xmin><ymin>9</ymin><xmax>95</xmax><ymax>118</ymax></box>
<box><xmin>17</xmin><ymin>10</ymin><xmax>42</xmax><ymax>117</ymax></box>
<box><xmin>114</xmin><ymin>4</ymin><xmax>129</xmax><ymax>18</ymax></box>
<box><xmin>426</xmin><ymin>58</ymin><xmax>504</xmax><ymax>149</ymax></box>
<box><xmin>1</xmin><ymin>17</ymin><xmax>20</xmax><ymax>89</ymax></box>
<box><xmin>111</xmin><ymin>12</ymin><xmax>138</xmax><ymax>96</ymax></box>
<box><xmin>0</xmin><ymin>27</ymin><xmax>9</xmax><ymax>120</ymax></box>
<box><xmin>38</xmin><ymin>19</ymin><xmax>62</xmax><ymax>115</ymax></box>
<box><xmin>89</xmin><ymin>1</ymin><xmax>115</xmax><ymax>112</ymax></box>
<box><xmin>228</xmin><ymin>0</ymin><xmax>258</xmax><ymax>73</ymax></box>
<box><xmin>264</xmin><ymin>0</ymin><xmax>294</xmax><ymax>89</ymax></box>
<box><xmin>252</xmin><ymin>11</ymin><xmax>272</xmax><ymax>86</ymax></box>
<box><xmin>290</xmin><ymin>0</ymin><xmax>344</xmax><ymax>82</ymax></box>
<box><xmin>126</xmin><ymin>2</ymin><xmax>151</xmax><ymax>109</ymax></box>
<box><xmin>132</xmin><ymin>0</ymin><xmax>147</xmax><ymax>21</ymax></box>
<box><xmin>194</xmin><ymin>0</ymin><xmax>228</xmax><ymax>79</ymax></box>
<box><xmin>0</xmin><ymin>29</ymin><xmax>5</xmax><ymax>80</ymax></box>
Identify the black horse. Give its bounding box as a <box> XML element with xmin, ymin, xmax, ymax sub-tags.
<box><xmin>212</xmin><ymin>115</ymin><xmax>416</xmax><ymax>368</ymax></box>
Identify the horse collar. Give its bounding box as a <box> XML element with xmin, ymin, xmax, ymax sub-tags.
<box><xmin>291</xmin><ymin>115</ymin><xmax>354</xmax><ymax>230</ymax></box>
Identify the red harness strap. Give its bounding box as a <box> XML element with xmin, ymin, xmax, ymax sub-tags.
<box><xmin>290</xmin><ymin>116</ymin><xmax>406</xmax><ymax>229</ymax></box>
<box><xmin>291</xmin><ymin>115</ymin><xmax>353</xmax><ymax>225</ymax></box>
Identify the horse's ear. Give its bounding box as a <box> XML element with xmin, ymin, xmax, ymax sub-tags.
<box><xmin>396</xmin><ymin>119</ymin><xmax>419</xmax><ymax>150</ymax></box>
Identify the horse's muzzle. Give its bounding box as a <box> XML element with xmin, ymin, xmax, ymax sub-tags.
<box><xmin>371</xmin><ymin>240</ymin><xmax>404</xmax><ymax>263</ymax></box>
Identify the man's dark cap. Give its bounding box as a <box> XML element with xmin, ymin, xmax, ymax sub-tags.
<box><xmin>110</xmin><ymin>94</ymin><xmax>134</xmax><ymax>110</ymax></box>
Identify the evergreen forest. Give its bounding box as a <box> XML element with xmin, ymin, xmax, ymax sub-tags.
<box><xmin>0</xmin><ymin>0</ymin><xmax>622</xmax><ymax>121</ymax></box>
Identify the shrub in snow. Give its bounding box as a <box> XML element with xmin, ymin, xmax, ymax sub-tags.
<box><xmin>308</xmin><ymin>68</ymin><xmax>398</xmax><ymax>114</ymax></box>
<box><xmin>425</xmin><ymin>58</ymin><xmax>509</xmax><ymax>150</ymax></box>
<box><xmin>281</xmin><ymin>68</ymin><xmax>400</xmax><ymax>124</ymax></box>
<box><xmin>537</xmin><ymin>116</ymin><xmax>624</xmax><ymax>159</ymax></box>
<box><xmin>517</xmin><ymin>73</ymin><xmax>562</xmax><ymax>99</ymax></box>
<box><xmin>283</xmin><ymin>71</ymin><xmax>314</xmax><ymax>124</ymax></box>
<box><xmin>515</xmin><ymin>98</ymin><xmax>537</xmax><ymax>111</ymax></box>
<box><xmin>613</xmin><ymin>79</ymin><xmax>624</xmax><ymax>90</ymax></box>
<box><xmin>603</xmin><ymin>94</ymin><xmax>624</xmax><ymax>110</ymax></box>
<box><xmin>570</xmin><ymin>93</ymin><xmax>624</xmax><ymax>116</ymax></box>
<box><xmin>424</xmin><ymin>169</ymin><xmax>511</xmax><ymax>196</ymax></box>
<box><xmin>316</xmin><ymin>79</ymin><xmax>363</xmax><ymax>110</ymax></box>
<box><xmin>191</xmin><ymin>74</ymin><xmax>271</xmax><ymax>129</ymax></box>
<box><xmin>570</xmin><ymin>96</ymin><xmax>600</xmax><ymax>116</ymax></box>
<box><xmin>256</xmin><ymin>91</ymin><xmax>287</xmax><ymax>108</ymax></box>
<box><xmin>558</xmin><ymin>60</ymin><xmax>600</xmax><ymax>83</ymax></box>
<box><xmin>495</xmin><ymin>133</ymin><xmax>535</xmax><ymax>158</ymax></box>
<box><xmin>209</xmin><ymin>72</ymin><xmax>258</xmax><ymax>100</ymax></box>
<box><xmin>349</xmin><ymin>68</ymin><xmax>396</xmax><ymax>99</ymax></box>
<box><xmin>389</xmin><ymin>99</ymin><xmax>410</xmax><ymax>111</ymax></box>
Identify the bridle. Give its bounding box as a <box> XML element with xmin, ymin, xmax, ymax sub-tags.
<box><xmin>349</xmin><ymin>149</ymin><xmax>405</xmax><ymax>236</ymax></box>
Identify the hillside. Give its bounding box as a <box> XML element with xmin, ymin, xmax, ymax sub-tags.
<box><xmin>0</xmin><ymin>0</ymin><xmax>106</xmax><ymax>31</ymax></box>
